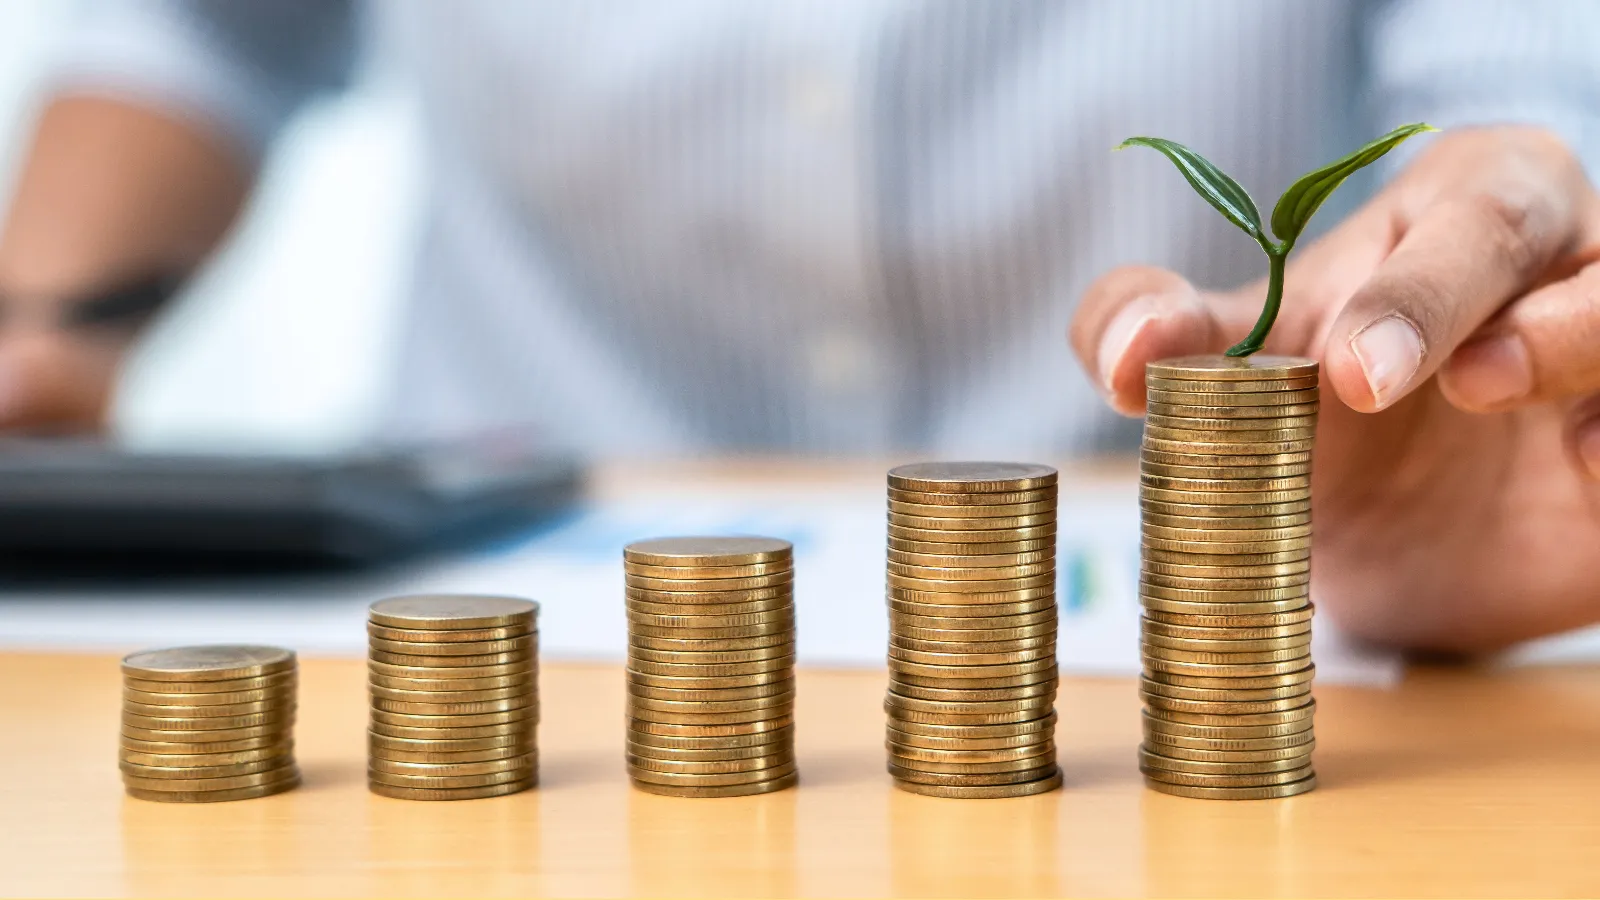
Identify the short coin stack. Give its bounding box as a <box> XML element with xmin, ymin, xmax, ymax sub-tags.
<box><xmin>120</xmin><ymin>645</ymin><xmax>300</xmax><ymax>802</ymax></box>
<box><xmin>884</xmin><ymin>462</ymin><xmax>1063</xmax><ymax>799</ymax></box>
<box><xmin>367</xmin><ymin>594</ymin><xmax>540</xmax><ymax>800</ymax></box>
<box><xmin>624</xmin><ymin>537</ymin><xmax>798</xmax><ymax>798</ymax></box>
<box><xmin>1138</xmin><ymin>355</ymin><xmax>1319</xmax><ymax>800</ymax></box>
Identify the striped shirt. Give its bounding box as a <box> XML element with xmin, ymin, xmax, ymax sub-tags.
<box><xmin>53</xmin><ymin>1</ymin><xmax>1600</xmax><ymax>457</ymax></box>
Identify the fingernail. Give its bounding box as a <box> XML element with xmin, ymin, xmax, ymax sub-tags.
<box><xmin>1097</xmin><ymin>297</ymin><xmax>1159</xmax><ymax>393</ymax></box>
<box><xmin>1443</xmin><ymin>333</ymin><xmax>1533</xmax><ymax>410</ymax></box>
<box><xmin>1351</xmin><ymin>316</ymin><xmax>1424</xmax><ymax>410</ymax></box>
<box><xmin>1577</xmin><ymin>420</ymin><xmax>1600</xmax><ymax>480</ymax></box>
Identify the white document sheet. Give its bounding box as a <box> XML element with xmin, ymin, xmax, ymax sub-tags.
<box><xmin>0</xmin><ymin>474</ymin><xmax>1408</xmax><ymax>686</ymax></box>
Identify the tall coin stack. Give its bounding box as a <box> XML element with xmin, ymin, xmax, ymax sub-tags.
<box><xmin>884</xmin><ymin>462</ymin><xmax>1063</xmax><ymax>799</ymax></box>
<box><xmin>367</xmin><ymin>595</ymin><xmax>540</xmax><ymax>800</ymax></box>
<box><xmin>624</xmin><ymin>537</ymin><xmax>798</xmax><ymax>798</ymax></box>
<box><xmin>1137</xmin><ymin>355</ymin><xmax>1319</xmax><ymax>800</ymax></box>
<box><xmin>120</xmin><ymin>645</ymin><xmax>300</xmax><ymax>802</ymax></box>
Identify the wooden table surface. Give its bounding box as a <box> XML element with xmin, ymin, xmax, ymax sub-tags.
<box><xmin>3</xmin><ymin>652</ymin><xmax>1599</xmax><ymax>898</ymax></box>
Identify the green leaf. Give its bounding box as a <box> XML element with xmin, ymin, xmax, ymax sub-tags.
<box><xmin>1116</xmin><ymin>136</ymin><xmax>1268</xmax><ymax>248</ymax></box>
<box><xmin>1269</xmin><ymin>123</ymin><xmax>1437</xmax><ymax>246</ymax></box>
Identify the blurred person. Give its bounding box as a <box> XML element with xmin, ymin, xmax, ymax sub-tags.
<box><xmin>0</xmin><ymin>1</ymin><xmax>1598</xmax><ymax>653</ymax></box>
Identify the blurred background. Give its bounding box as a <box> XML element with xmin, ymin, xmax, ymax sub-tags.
<box><xmin>0</xmin><ymin>0</ymin><xmax>417</xmax><ymax>454</ymax></box>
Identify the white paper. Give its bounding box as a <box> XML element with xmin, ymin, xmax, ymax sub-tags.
<box><xmin>0</xmin><ymin>476</ymin><xmax>1401</xmax><ymax>686</ymax></box>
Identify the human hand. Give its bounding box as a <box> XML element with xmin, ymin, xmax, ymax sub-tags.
<box><xmin>1070</xmin><ymin>126</ymin><xmax>1600</xmax><ymax>653</ymax></box>
<box><xmin>0</xmin><ymin>301</ymin><xmax>129</xmax><ymax>431</ymax></box>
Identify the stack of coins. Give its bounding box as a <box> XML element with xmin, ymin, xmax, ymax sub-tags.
<box><xmin>367</xmin><ymin>595</ymin><xmax>540</xmax><ymax>800</ymax></box>
<box><xmin>119</xmin><ymin>645</ymin><xmax>300</xmax><ymax>802</ymax></box>
<box><xmin>623</xmin><ymin>537</ymin><xmax>798</xmax><ymax>798</ymax></box>
<box><xmin>1137</xmin><ymin>355</ymin><xmax>1319</xmax><ymax>800</ymax></box>
<box><xmin>884</xmin><ymin>462</ymin><xmax>1063</xmax><ymax>799</ymax></box>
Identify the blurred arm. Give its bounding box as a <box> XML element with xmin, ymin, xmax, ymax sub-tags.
<box><xmin>0</xmin><ymin>0</ymin><xmax>355</xmax><ymax>429</ymax></box>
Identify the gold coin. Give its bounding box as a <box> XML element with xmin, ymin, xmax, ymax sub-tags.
<box><xmin>368</xmin><ymin>672</ymin><xmax>535</xmax><ymax>693</ymax></box>
<box><xmin>1140</xmin><ymin>582</ymin><xmax>1310</xmax><ymax>604</ymax></box>
<box><xmin>121</xmin><ymin>723</ymin><xmax>287</xmax><ymax>745</ymax></box>
<box><xmin>1143</xmin><ymin>701</ymin><xmax>1315</xmax><ymax>729</ymax></box>
<box><xmin>625</xmin><ymin>669</ymin><xmax>792</xmax><ymax>691</ymax></box>
<box><xmin>889</xmin><ymin>499</ymin><xmax>1058</xmax><ymax>519</ymax></box>
<box><xmin>629</xmin><ymin>761</ymin><xmax>798</xmax><ymax>787</ymax></box>
<box><xmin>1140</xmin><ymin>677</ymin><xmax>1311</xmax><ymax>705</ymax></box>
<box><xmin>888</xmin><ymin>595</ymin><xmax>1057</xmax><ymax>618</ymax></box>
<box><xmin>370</xmin><ymin>755</ymin><xmax>535</xmax><ymax>778</ymax></box>
<box><xmin>888</xmin><ymin>707</ymin><xmax>1050</xmax><ymax>728</ymax></box>
<box><xmin>1143</xmin><ymin>728</ymin><xmax>1316</xmax><ymax>753</ymax></box>
<box><xmin>885</xmin><ymin>692</ymin><xmax>1054</xmax><ymax>716</ymax></box>
<box><xmin>627</xmin><ymin>679</ymin><xmax>793</xmax><ymax>702</ymax></box>
<box><xmin>1147</xmin><ymin>402</ymin><xmax>1322</xmax><ymax>423</ymax></box>
<box><xmin>369</xmin><ymin>649</ymin><xmax>534</xmax><ymax>669</ymax></box>
<box><xmin>625</xmin><ymin>572</ymin><xmax>795</xmax><ymax>593</ymax></box>
<box><xmin>368</xmin><ymin>767</ymin><xmax>531</xmax><ymax>790</ymax></box>
<box><xmin>626</xmin><ymin>585</ymin><xmax>792</xmax><ymax>604</ymax></box>
<box><xmin>887</xmin><ymin>762</ymin><xmax>1057</xmax><ymax>787</ymax></box>
<box><xmin>368</xmin><ymin>778</ymin><xmax>535</xmax><ymax>801</ymax></box>
<box><xmin>889</xmin><ymin>656</ymin><xmax>1057</xmax><ymax>680</ymax></box>
<box><xmin>1141</xmin><ymin>572</ymin><xmax>1310</xmax><ymax>592</ymax></box>
<box><xmin>366</xmin><ymin>623</ymin><xmax>531</xmax><ymax>644</ymax></box>
<box><xmin>892</xmin><ymin>607</ymin><xmax>1057</xmax><ymax>630</ymax></box>
<box><xmin>891</xmin><ymin>666</ymin><xmax>1058</xmax><ymax>691</ymax></box>
<box><xmin>626</xmin><ymin>751</ymin><xmax>793</xmax><ymax>775</ymax></box>
<box><xmin>887</xmin><ymin>561</ymin><xmax>1055</xmax><ymax>582</ymax></box>
<box><xmin>1144</xmin><ymin>605</ymin><xmax>1313</xmax><ymax>628</ymax></box>
<box><xmin>626</xmin><ymin>656</ymin><xmax>795</xmax><ymax>679</ymax></box>
<box><xmin>1145</xmin><ymin>375</ymin><xmax>1318</xmax><ymax>393</ymax></box>
<box><xmin>1142</xmin><ymin>665</ymin><xmax>1316</xmax><ymax>692</ymax></box>
<box><xmin>888</xmin><ymin>536</ymin><xmax>1054</xmax><ymax>556</ymax></box>
<box><xmin>626</xmin><ymin>599</ymin><xmax>793</xmax><ymax>620</ymax></box>
<box><xmin>888</xmin><ymin>487</ymin><xmax>1056</xmax><ymax>506</ymax></box>
<box><xmin>627</xmin><ymin>640</ymin><xmax>793</xmax><ymax>661</ymax></box>
<box><xmin>1143</xmin><ymin>415</ymin><xmax>1319</xmax><ymax>438</ymax></box>
<box><xmin>1141</xmin><ymin>598</ymin><xmax>1310</xmax><ymax>619</ymax></box>
<box><xmin>122</xmin><ymin>711</ymin><xmax>292</xmax><ymax>732</ymax></box>
<box><xmin>886</xmin><ymin>725</ymin><xmax>1053</xmax><ymax>752</ymax></box>
<box><xmin>126</xmin><ymin>773</ymin><xmax>301</xmax><ymax>803</ymax></box>
<box><xmin>123</xmin><ymin>686</ymin><xmax>295</xmax><ymax>707</ymax></box>
<box><xmin>1141</xmin><ymin>764</ymin><xmax>1314</xmax><ymax>788</ymax></box>
<box><xmin>627</xmin><ymin>725</ymin><xmax>793</xmax><ymax>750</ymax></box>
<box><xmin>1143</xmin><ymin>773</ymin><xmax>1316</xmax><ymax>800</ymax></box>
<box><xmin>1139</xmin><ymin>746</ymin><xmax>1310</xmax><ymax>774</ymax></box>
<box><xmin>1142</xmin><ymin>511</ymin><xmax>1311</xmax><ymax>532</ymax></box>
<box><xmin>121</xmin><ymin>764</ymin><xmax>300</xmax><ymax>792</ymax></box>
<box><xmin>368</xmin><ymin>730</ymin><xmax>529</xmax><ymax>753</ymax></box>
<box><xmin>369</xmin><ymin>720</ymin><xmax>536</xmax><ymax>741</ymax></box>
<box><xmin>627</xmin><ymin>691</ymin><xmax>795</xmax><ymax>714</ymax></box>
<box><xmin>368</xmin><ymin>658</ymin><xmax>535</xmax><ymax>680</ymax></box>
<box><xmin>623</xmin><ymin>536</ymin><xmax>793</xmax><ymax>567</ymax></box>
<box><xmin>889</xmin><ymin>711</ymin><xmax>1057</xmax><ymax>739</ymax></box>
<box><xmin>626</xmin><ymin>738</ymin><xmax>791</xmax><ymax>762</ymax></box>
<box><xmin>887</xmin><ymin>462</ymin><xmax>1058</xmax><ymax>494</ymax></box>
<box><xmin>368</xmin><ymin>594</ymin><xmax>538</xmax><ymax>631</ymax></box>
<box><xmin>371</xmin><ymin>695</ymin><xmax>535</xmax><ymax>717</ymax></box>
<box><xmin>1146</xmin><ymin>386</ymin><xmax>1319</xmax><ymax>406</ymax></box>
<box><xmin>119</xmin><ymin>757</ymin><xmax>288</xmax><ymax>780</ymax></box>
<box><xmin>1142</xmin><ymin>497</ymin><xmax>1312</xmax><ymax>518</ymax></box>
<box><xmin>119</xmin><ymin>743</ymin><xmax>292</xmax><ymax>767</ymax></box>
<box><xmin>1146</xmin><ymin>355</ymin><xmax>1318</xmax><ymax>381</ymax></box>
<box><xmin>888</xmin><ymin>677</ymin><xmax>1055</xmax><ymax>704</ymax></box>
<box><xmin>1140</xmin><ymin>472</ymin><xmax>1312</xmax><ymax>492</ymax></box>
<box><xmin>889</xmin><ymin>643</ymin><xmax>1056</xmax><ymax>667</ymax></box>
<box><xmin>888</xmin><ymin>523</ymin><xmax>1058</xmax><ymax>544</ymax></box>
<box><xmin>628</xmin><ymin>707</ymin><xmax>794</xmax><ymax>728</ymax></box>
<box><xmin>370</xmin><ymin>707</ymin><xmax>535</xmax><ymax>729</ymax></box>
<box><xmin>369</xmin><ymin>744</ymin><xmax>529</xmax><ymax>765</ymax></box>
<box><xmin>888</xmin><ymin>511</ymin><xmax>1057</xmax><ymax>532</ymax></box>
<box><xmin>628</xmin><ymin>621</ymin><xmax>793</xmax><ymax>641</ymax></box>
<box><xmin>1143</xmin><ymin>543</ymin><xmax>1311</xmax><ymax>564</ymax></box>
<box><xmin>1141</xmin><ymin>631</ymin><xmax>1312</xmax><ymax>653</ymax></box>
<box><xmin>122</xmin><ymin>698</ymin><xmax>294</xmax><ymax>719</ymax></box>
<box><xmin>894</xmin><ymin>623</ymin><xmax>1057</xmax><ymax>644</ymax></box>
<box><xmin>892</xmin><ymin>769</ymin><xmax>1061</xmax><ymax>798</ymax></box>
<box><xmin>1143</xmin><ymin>437</ymin><xmax>1317</xmax><ymax>457</ymax></box>
<box><xmin>1141</xmin><ymin>446</ymin><xmax>1313</xmax><ymax>467</ymax></box>
<box><xmin>1142</xmin><ymin>559</ymin><xmax>1310</xmax><ymax>580</ymax></box>
<box><xmin>1143</xmin><ymin>708</ymin><xmax>1313</xmax><ymax>735</ymax></box>
<box><xmin>367</xmin><ymin>635</ymin><xmax>536</xmax><ymax>657</ymax></box>
<box><xmin>1141</xmin><ymin>487</ymin><xmax>1311</xmax><ymax>507</ymax></box>
<box><xmin>887</xmin><ymin>549</ymin><xmax>1054</xmax><ymax>569</ymax></box>
<box><xmin>631</xmin><ymin>771</ymin><xmax>798</xmax><ymax>798</ymax></box>
<box><xmin>1142</xmin><ymin>619</ymin><xmax>1310</xmax><ymax>643</ymax></box>
<box><xmin>1140</xmin><ymin>460</ymin><xmax>1312</xmax><ymax>481</ymax></box>
<box><xmin>626</xmin><ymin>608</ymin><xmax>794</xmax><ymax>628</ymax></box>
<box><xmin>123</xmin><ymin>672</ymin><xmax>296</xmax><ymax>695</ymax></box>
<box><xmin>1142</xmin><ymin>693</ymin><xmax>1313</xmax><ymax>716</ymax></box>
<box><xmin>888</xmin><ymin>748</ymin><xmax>1055</xmax><ymax>775</ymax></box>
<box><xmin>121</xmin><ymin>645</ymin><xmax>296</xmax><ymax>683</ymax></box>
<box><xmin>623</xmin><ymin>560</ymin><xmax>793</xmax><ymax>581</ymax></box>
<box><xmin>1143</xmin><ymin>656</ymin><xmax>1311</xmax><ymax>678</ymax></box>
<box><xmin>888</xmin><ymin>571</ymin><xmax>1056</xmax><ymax>593</ymax></box>
<box><xmin>1146</xmin><ymin>741</ymin><xmax>1315</xmax><ymax>763</ymax></box>
<box><xmin>1143</xmin><ymin>521</ymin><xmax>1311</xmax><ymax>542</ymax></box>
<box><xmin>1144</xmin><ymin>425</ymin><xmax>1318</xmax><ymax>446</ymax></box>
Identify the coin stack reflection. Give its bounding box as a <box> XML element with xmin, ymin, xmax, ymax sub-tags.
<box><xmin>884</xmin><ymin>462</ymin><xmax>1063</xmax><ymax>799</ymax></box>
<box><xmin>119</xmin><ymin>645</ymin><xmax>300</xmax><ymax>802</ymax></box>
<box><xmin>1138</xmin><ymin>355</ymin><xmax>1319</xmax><ymax>800</ymax></box>
<box><xmin>624</xmin><ymin>537</ymin><xmax>798</xmax><ymax>797</ymax></box>
<box><xmin>367</xmin><ymin>595</ymin><xmax>540</xmax><ymax>800</ymax></box>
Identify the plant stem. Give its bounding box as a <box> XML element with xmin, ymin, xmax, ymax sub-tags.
<box><xmin>1225</xmin><ymin>245</ymin><xmax>1288</xmax><ymax>357</ymax></box>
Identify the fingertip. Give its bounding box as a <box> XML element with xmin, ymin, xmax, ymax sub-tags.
<box><xmin>1098</xmin><ymin>292</ymin><xmax>1216</xmax><ymax>416</ymax></box>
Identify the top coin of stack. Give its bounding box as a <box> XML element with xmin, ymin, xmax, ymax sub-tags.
<box><xmin>120</xmin><ymin>644</ymin><xmax>300</xmax><ymax>803</ymax></box>
<box><xmin>623</xmin><ymin>536</ymin><xmax>798</xmax><ymax>798</ymax></box>
<box><xmin>367</xmin><ymin>594</ymin><xmax>540</xmax><ymax>801</ymax></box>
<box><xmin>884</xmin><ymin>462</ymin><xmax>1063</xmax><ymax>799</ymax></box>
<box><xmin>1137</xmin><ymin>355</ymin><xmax>1319</xmax><ymax>800</ymax></box>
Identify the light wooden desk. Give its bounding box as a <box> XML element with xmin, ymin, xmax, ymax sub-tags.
<box><xmin>3</xmin><ymin>652</ymin><xmax>1599</xmax><ymax>897</ymax></box>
